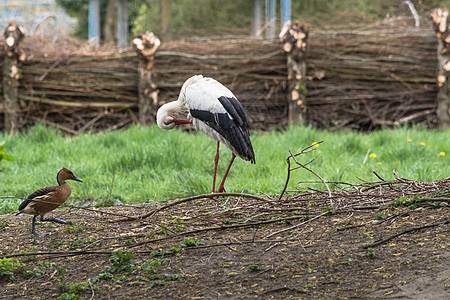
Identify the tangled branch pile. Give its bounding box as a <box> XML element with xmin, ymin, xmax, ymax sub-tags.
<box><xmin>15</xmin><ymin>38</ymin><xmax>140</xmax><ymax>133</ymax></box>
<box><xmin>3</xmin><ymin>170</ymin><xmax>448</xmax><ymax>260</ymax></box>
<box><xmin>0</xmin><ymin>18</ymin><xmax>441</xmax><ymax>133</ymax></box>
<box><xmin>306</xmin><ymin>20</ymin><xmax>438</xmax><ymax>130</ymax></box>
<box><xmin>3</xmin><ymin>36</ymin><xmax>287</xmax><ymax>133</ymax></box>
<box><xmin>153</xmin><ymin>37</ymin><xmax>288</xmax><ymax>130</ymax></box>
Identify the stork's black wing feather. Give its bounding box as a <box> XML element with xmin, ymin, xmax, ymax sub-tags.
<box><xmin>217</xmin><ymin>96</ymin><xmax>248</xmax><ymax>128</ymax></box>
<box><xmin>190</xmin><ymin>96</ymin><xmax>255</xmax><ymax>164</ymax></box>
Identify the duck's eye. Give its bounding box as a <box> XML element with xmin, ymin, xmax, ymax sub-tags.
<box><xmin>164</xmin><ymin>120</ymin><xmax>172</xmax><ymax>125</ymax></box>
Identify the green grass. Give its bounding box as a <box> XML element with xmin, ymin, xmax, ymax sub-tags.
<box><xmin>0</xmin><ymin>124</ymin><xmax>448</xmax><ymax>213</ymax></box>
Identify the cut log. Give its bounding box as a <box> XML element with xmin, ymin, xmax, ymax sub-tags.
<box><xmin>133</xmin><ymin>32</ymin><xmax>161</xmax><ymax>125</ymax></box>
<box><xmin>280</xmin><ymin>21</ymin><xmax>309</xmax><ymax>126</ymax></box>
<box><xmin>2</xmin><ymin>22</ymin><xmax>26</xmax><ymax>133</ymax></box>
<box><xmin>432</xmin><ymin>8</ymin><xmax>450</xmax><ymax>129</ymax></box>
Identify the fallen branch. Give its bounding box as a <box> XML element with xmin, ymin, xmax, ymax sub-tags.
<box><xmin>279</xmin><ymin>142</ymin><xmax>332</xmax><ymax>203</ymax></box>
<box><xmin>113</xmin><ymin>192</ymin><xmax>274</xmax><ymax>222</ymax></box>
<box><xmin>363</xmin><ymin>219</ymin><xmax>449</xmax><ymax>249</ymax></box>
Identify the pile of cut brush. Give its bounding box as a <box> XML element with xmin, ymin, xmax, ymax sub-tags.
<box><xmin>0</xmin><ymin>17</ymin><xmax>440</xmax><ymax>133</ymax></box>
<box><xmin>3</xmin><ymin>35</ymin><xmax>287</xmax><ymax>134</ymax></box>
<box><xmin>2</xmin><ymin>169</ymin><xmax>448</xmax><ymax>259</ymax></box>
<box><xmin>306</xmin><ymin>18</ymin><xmax>438</xmax><ymax>130</ymax></box>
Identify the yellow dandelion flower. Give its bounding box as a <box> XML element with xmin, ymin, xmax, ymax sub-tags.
<box><xmin>419</xmin><ymin>142</ymin><xmax>425</xmax><ymax>146</ymax></box>
<box><xmin>369</xmin><ymin>153</ymin><xmax>377</xmax><ymax>158</ymax></box>
<box><xmin>440</xmin><ymin>152</ymin><xmax>445</xmax><ymax>156</ymax></box>
<box><xmin>312</xmin><ymin>142</ymin><xmax>319</xmax><ymax>147</ymax></box>
<box><xmin>377</xmin><ymin>162</ymin><xmax>381</xmax><ymax>165</ymax></box>
<box><xmin>407</xmin><ymin>139</ymin><xmax>412</xmax><ymax>142</ymax></box>
<box><xmin>317</xmin><ymin>150</ymin><xmax>322</xmax><ymax>154</ymax></box>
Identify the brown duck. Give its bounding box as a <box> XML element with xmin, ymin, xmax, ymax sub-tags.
<box><xmin>16</xmin><ymin>167</ymin><xmax>82</xmax><ymax>236</ymax></box>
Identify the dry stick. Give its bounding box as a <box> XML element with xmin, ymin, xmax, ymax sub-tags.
<box><xmin>372</xmin><ymin>171</ymin><xmax>386</xmax><ymax>182</ymax></box>
<box><xmin>126</xmin><ymin>210</ymin><xmax>338</xmax><ymax>249</ymax></box>
<box><xmin>2</xmin><ymin>250</ymin><xmax>113</xmax><ymax>259</ymax></box>
<box><xmin>1</xmin><ymin>238</ymin><xmax>288</xmax><ymax>260</ymax></box>
<box><xmin>362</xmin><ymin>149</ymin><xmax>371</xmax><ymax>165</ymax></box>
<box><xmin>113</xmin><ymin>192</ymin><xmax>274</xmax><ymax>222</ymax></box>
<box><xmin>77</xmin><ymin>111</ymin><xmax>107</xmax><ymax>134</ymax></box>
<box><xmin>392</xmin><ymin>169</ymin><xmax>410</xmax><ymax>183</ymax></box>
<box><xmin>363</xmin><ymin>219</ymin><xmax>449</xmax><ymax>249</ymax></box>
<box><xmin>88</xmin><ymin>278</ymin><xmax>95</xmax><ymax>300</ymax></box>
<box><xmin>38</xmin><ymin>55</ymin><xmax>70</xmax><ymax>81</ymax></box>
<box><xmin>288</xmin><ymin>149</ymin><xmax>333</xmax><ymax>201</ymax></box>
<box><xmin>264</xmin><ymin>211</ymin><xmax>331</xmax><ymax>239</ymax></box>
<box><xmin>278</xmin><ymin>157</ymin><xmax>292</xmax><ymax>201</ymax></box>
<box><xmin>278</xmin><ymin>143</ymin><xmax>322</xmax><ymax>201</ymax></box>
<box><xmin>3</xmin><ymin>215</ymin><xmax>316</xmax><ymax>259</ymax></box>
<box><xmin>358</xmin><ymin>95</ymin><xmax>377</xmax><ymax>127</ymax></box>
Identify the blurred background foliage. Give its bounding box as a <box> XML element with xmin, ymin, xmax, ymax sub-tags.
<box><xmin>56</xmin><ymin>0</ymin><xmax>449</xmax><ymax>41</ymax></box>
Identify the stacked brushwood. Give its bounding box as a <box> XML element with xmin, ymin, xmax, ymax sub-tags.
<box><xmin>15</xmin><ymin>37</ymin><xmax>140</xmax><ymax>134</ymax></box>
<box><xmin>305</xmin><ymin>20</ymin><xmax>438</xmax><ymax>130</ymax></box>
<box><xmin>1</xmin><ymin>36</ymin><xmax>287</xmax><ymax>133</ymax></box>
<box><xmin>0</xmin><ymin>19</ymin><xmax>441</xmax><ymax>133</ymax></box>
<box><xmin>152</xmin><ymin>37</ymin><xmax>288</xmax><ymax>130</ymax></box>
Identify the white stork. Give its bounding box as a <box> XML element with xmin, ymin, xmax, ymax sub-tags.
<box><xmin>156</xmin><ymin>75</ymin><xmax>255</xmax><ymax>193</ymax></box>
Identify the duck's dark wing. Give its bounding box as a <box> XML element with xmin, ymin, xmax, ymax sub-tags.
<box><xmin>17</xmin><ymin>186</ymin><xmax>57</xmax><ymax>213</ymax></box>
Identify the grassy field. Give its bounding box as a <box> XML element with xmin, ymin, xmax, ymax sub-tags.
<box><xmin>0</xmin><ymin>125</ymin><xmax>448</xmax><ymax>213</ymax></box>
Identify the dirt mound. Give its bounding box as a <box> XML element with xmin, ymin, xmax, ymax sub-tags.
<box><xmin>0</xmin><ymin>176</ymin><xmax>449</xmax><ymax>299</ymax></box>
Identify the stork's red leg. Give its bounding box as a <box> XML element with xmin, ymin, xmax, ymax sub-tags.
<box><xmin>212</xmin><ymin>141</ymin><xmax>220</xmax><ymax>193</ymax></box>
<box><xmin>218</xmin><ymin>153</ymin><xmax>236</xmax><ymax>193</ymax></box>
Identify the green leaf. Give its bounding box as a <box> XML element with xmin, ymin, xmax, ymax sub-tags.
<box><xmin>1</xmin><ymin>154</ymin><xmax>15</xmax><ymax>161</ymax></box>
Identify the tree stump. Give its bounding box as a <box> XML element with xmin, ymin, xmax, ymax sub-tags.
<box><xmin>133</xmin><ymin>32</ymin><xmax>161</xmax><ymax>126</ymax></box>
<box><xmin>279</xmin><ymin>21</ymin><xmax>309</xmax><ymax>126</ymax></box>
<box><xmin>2</xmin><ymin>22</ymin><xmax>26</xmax><ymax>133</ymax></box>
<box><xmin>431</xmin><ymin>8</ymin><xmax>450</xmax><ymax>129</ymax></box>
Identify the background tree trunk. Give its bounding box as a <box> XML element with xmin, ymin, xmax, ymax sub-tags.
<box><xmin>104</xmin><ymin>0</ymin><xmax>118</xmax><ymax>44</ymax></box>
<box><xmin>160</xmin><ymin>0</ymin><xmax>172</xmax><ymax>40</ymax></box>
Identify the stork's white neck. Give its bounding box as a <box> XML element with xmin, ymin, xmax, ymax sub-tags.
<box><xmin>156</xmin><ymin>100</ymin><xmax>189</xmax><ymax>130</ymax></box>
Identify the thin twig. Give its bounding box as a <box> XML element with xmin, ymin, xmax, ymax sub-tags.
<box><xmin>363</xmin><ymin>219</ymin><xmax>449</xmax><ymax>249</ymax></box>
<box><xmin>289</xmin><ymin>149</ymin><xmax>332</xmax><ymax>201</ymax></box>
<box><xmin>113</xmin><ymin>192</ymin><xmax>274</xmax><ymax>222</ymax></box>
<box><xmin>264</xmin><ymin>211</ymin><xmax>331</xmax><ymax>239</ymax></box>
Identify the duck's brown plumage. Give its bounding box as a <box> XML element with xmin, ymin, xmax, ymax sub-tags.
<box><xmin>18</xmin><ymin>167</ymin><xmax>81</xmax><ymax>216</ymax></box>
<box><xmin>17</xmin><ymin>167</ymin><xmax>82</xmax><ymax>236</ymax></box>
<box><xmin>18</xmin><ymin>184</ymin><xmax>72</xmax><ymax>216</ymax></box>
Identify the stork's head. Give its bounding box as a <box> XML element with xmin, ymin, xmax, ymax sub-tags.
<box><xmin>156</xmin><ymin>101</ymin><xmax>192</xmax><ymax>130</ymax></box>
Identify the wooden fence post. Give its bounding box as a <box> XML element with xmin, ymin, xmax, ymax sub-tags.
<box><xmin>279</xmin><ymin>21</ymin><xmax>309</xmax><ymax>126</ymax></box>
<box><xmin>2</xmin><ymin>22</ymin><xmax>25</xmax><ymax>133</ymax></box>
<box><xmin>431</xmin><ymin>8</ymin><xmax>450</xmax><ymax>129</ymax></box>
<box><xmin>132</xmin><ymin>32</ymin><xmax>161</xmax><ymax>126</ymax></box>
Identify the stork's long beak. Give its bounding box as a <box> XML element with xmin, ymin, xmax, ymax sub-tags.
<box><xmin>172</xmin><ymin>117</ymin><xmax>192</xmax><ymax>125</ymax></box>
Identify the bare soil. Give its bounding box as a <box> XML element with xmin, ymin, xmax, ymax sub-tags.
<box><xmin>0</xmin><ymin>181</ymin><xmax>449</xmax><ymax>299</ymax></box>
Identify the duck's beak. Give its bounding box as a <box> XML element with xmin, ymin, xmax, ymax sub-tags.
<box><xmin>72</xmin><ymin>176</ymin><xmax>83</xmax><ymax>182</ymax></box>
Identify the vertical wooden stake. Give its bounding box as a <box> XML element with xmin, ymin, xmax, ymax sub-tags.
<box><xmin>2</xmin><ymin>22</ymin><xmax>25</xmax><ymax>133</ymax></box>
<box><xmin>133</xmin><ymin>32</ymin><xmax>161</xmax><ymax>126</ymax></box>
<box><xmin>432</xmin><ymin>8</ymin><xmax>450</xmax><ymax>129</ymax></box>
<box><xmin>279</xmin><ymin>21</ymin><xmax>309</xmax><ymax>126</ymax></box>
